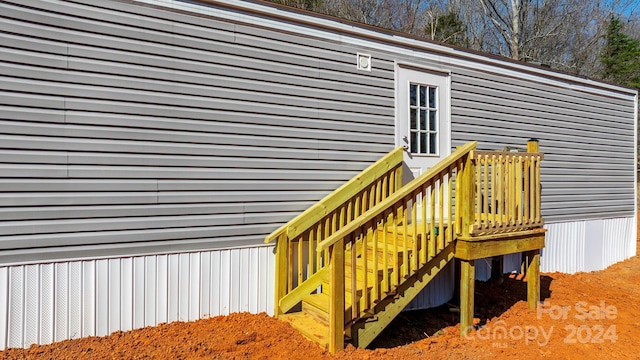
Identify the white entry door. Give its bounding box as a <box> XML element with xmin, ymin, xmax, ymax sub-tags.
<box><xmin>396</xmin><ymin>66</ymin><xmax>451</xmax><ymax>180</ymax></box>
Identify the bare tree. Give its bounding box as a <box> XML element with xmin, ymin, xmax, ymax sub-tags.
<box><xmin>448</xmin><ymin>0</ymin><xmax>636</xmax><ymax>77</ymax></box>
<box><xmin>316</xmin><ymin>0</ymin><xmax>427</xmax><ymax>32</ymax></box>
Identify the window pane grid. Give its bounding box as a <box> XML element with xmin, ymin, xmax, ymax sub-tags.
<box><xmin>409</xmin><ymin>83</ymin><xmax>437</xmax><ymax>155</ymax></box>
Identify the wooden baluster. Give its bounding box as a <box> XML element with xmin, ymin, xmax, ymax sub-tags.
<box><xmin>491</xmin><ymin>155</ymin><xmax>497</xmax><ymax>228</ymax></box>
<box><xmin>455</xmin><ymin>160</ymin><xmax>463</xmax><ymax>235</ymax></box>
<box><xmin>402</xmin><ymin>201</ymin><xmax>409</xmax><ymax>278</ymax></box>
<box><xmin>438</xmin><ymin>173</ymin><xmax>444</xmax><ymax>251</ymax></box>
<box><xmin>360</xmin><ymin>188</ymin><xmax>367</xmax><ymax>214</ymax></box>
<box><xmin>389</xmin><ymin>170</ymin><xmax>395</xmax><ymax>198</ymax></box>
<box><xmin>513</xmin><ymin>155</ymin><xmax>522</xmax><ymax>226</ymax></box>
<box><xmin>288</xmin><ymin>237</ymin><xmax>294</xmax><ymax>292</ymax></box>
<box><xmin>369</xmin><ymin>182</ymin><xmax>376</xmax><ymax>209</ymax></box>
<box><xmin>375</xmin><ymin>178</ymin><xmax>382</xmax><ymax>205</ymax></box>
<box><xmin>430</xmin><ymin>182</ymin><xmax>436</xmax><ymax>257</ymax></box>
<box><xmin>316</xmin><ymin>224</ymin><xmax>323</xmax><ymax>269</ymax></box>
<box><xmin>509</xmin><ymin>157</ymin><xmax>515</xmax><ymax>225</ymax></box>
<box><xmin>523</xmin><ymin>156</ymin><xmax>530</xmax><ymax>224</ymax></box>
<box><xmin>392</xmin><ymin>205</ymin><xmax>399</xmax><ymax>287</ymax></box>
<box><xmin>362</xmin><ymin>228</ymin><xmax>369</xmax><ymax>315</ymax></box>
<box><xmin>382</xmin><ymin>174</ymin><xmax>389</xmax><ymax>200</ymax></box>
<box><xmin>500</xmin><ymin>155</ymin><xmax>505</xmax><ymax>227</ymax></box>
<box><xmin>475</xmin><ymin>157</ymin><xmax>481</xmax><ymax>231</ymax></box>
<box><xmin>504</xmin><ymin>157</ymin><xmax>510</xmax><ymax>225</ymax></box>
<box><xmin>504</xmin><ymin>156</ymin><xmax>509</xmax><ymax>226</ymax></box>
<box><xmin>504</xmin><ymin>155</ymin><xmax>513</xmax><ymax>226</ymax></box>
<box><xmin>535</xmin><ymin>156</ymin><xmax>541</xmax><ymax>223</ymax></box>
<box><xmin>329</xmin><ymin>239</ymin><xmax>345</xmax><ymax>354</ymax></box>
<box><xmin>298</xmin><ymin>236</ymin><xmax>304</xmax><ymax>285</ymax></box>
<box><xmin>395</xmin><ymin>166</ymin><xmax>403</xmax><ymax>192</ymax></box>
<box><xmin>324</xmin><ymin>217</ymin><xmax>331</xmax><ymax>270</ymax></box>
<box><xmin>483</xmin><ymin>156</ymin><xmax>489</xmax><ymax>230</ymax></box>
<box><xmin>504</xmin><ymin>155</ymin><xmax>509</xmax><ymax>227</ymax></box>
<box><xmin>308</xmin><ymin>230</ymin><xmax>314</xmax><ymax>276</ymax></box>
<box><xmin>421</xmin><ymin>184</ymin><xmax>428</xmax><ymax>264</ymax></box>
<box><xmin>383</xmin><ymin>211</ymin><xmax>390</xmax><ymax>294</ymax></box>
<box><xmin>372</xmin><ymin>218</ymin><xmax>379</xmax><ymax>306</ymax></box>
<box><xmin>447</xmin><ymin>168</ymin><xmax>453</xmax><ymax>246</ymax></box>
<box><xmin>351</xmin><ymin>237</ymin><xmax>357</xmax><ymax>320</ymax></box>
<box><xmin>512</xmin><ymin>156</ymin><xmax>517</xmax><ymax>225</ymax></box>
<box><xmin>412</xmin><ymin>192</ymin><xmax>418</xmax><ymax>272</ymax></box>
<box><xmin>529</xmin><ymin>157</ymin><xmax>535</xmax><ymax>224</ymax></box>
<box><xmin>513</xmin><ymin>155</ymin><xmax>522</xmax><ymax>225</ymax></box>
<box><xmin>509</xmin><ymin>156</ymin><xmax>514</xmax><ymax>224</ymax></box>
<box><xmin>332</xmin><ymin>211</ymin><xmax>337</xmax><ymax>234</ymax></box>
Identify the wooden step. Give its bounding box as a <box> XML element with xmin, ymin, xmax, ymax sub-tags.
<box><xmin>345</xmin><ymin>240</ymin><xmax>404</xmax><ymax>265</ymax></box>
<box><xmin>345</xmin><ymin>241</ymin><xmax>413</xmax><ymax>271</ymax></box>
<box><xmin>301</xmin><ymin>292</ymin><xmax>355</xmax><ymax>325</ymax></box>
<box><xmin>279</xmin><ymin>312</ymin><xmax>330</xmax><ymax>349</ymax></box>
<box><xmin>344</xmin><ymin>255</ymin><xmax>397</xmax><ymax>276</ymax></box>
<box><xmin>320</xmin><ymin>264</ymin><xmax>385</xmax><ymax>293</ymax></box>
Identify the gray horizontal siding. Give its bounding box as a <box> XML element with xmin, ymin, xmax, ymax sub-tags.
<box><xmin>0</xmin><ymin>201</ymin><xmax>313</xmax><ymax>221</ymax></box>
<box><xmin>0</xmin><ymin>0</ymin><xmax>635</xmax><ymax>263</ymax></box>
<box><xmin>450</xmin><ymin>70</ymin><xmax>636</xmax><ymax>220</ymax></box>
<box><xmin>0</xmin><ymin>0</ymin><xmax>395</xmax><ymax>262</ymax></box>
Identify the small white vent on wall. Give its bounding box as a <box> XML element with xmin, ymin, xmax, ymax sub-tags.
<box><xmin>357</xmin><ymin>53</ymin><xmax>371</xmax><ymax>71</ymax></box>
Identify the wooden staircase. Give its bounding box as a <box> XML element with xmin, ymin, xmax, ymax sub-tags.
<box><xmin>265</xmin><ymin>140</ymin><xmax>546</xmax><ymax>352</ymax></box>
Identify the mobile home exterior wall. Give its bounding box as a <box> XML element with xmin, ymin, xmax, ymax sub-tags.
<box><xmin>0</xmin><ymin>0</ymin><xmax>636</xmax><ymax>349</ymax></box>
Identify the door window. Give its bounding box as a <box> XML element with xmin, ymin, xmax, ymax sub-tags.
<box><xmin>409</xmin><ymin>83</ymin><xmax>438</xmax><ymax>155</ymax></box>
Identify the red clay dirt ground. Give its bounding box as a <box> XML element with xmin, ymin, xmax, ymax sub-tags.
<box><xmin>3</xmin><ymin>213</ymin><xmax>640</xmax><ymax>360</ymax></box>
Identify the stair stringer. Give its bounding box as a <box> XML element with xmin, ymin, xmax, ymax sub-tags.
<box><xmin>350</xmin><ymin>240</ymin><xmax>456</xmax><ymax>348</ymax></box>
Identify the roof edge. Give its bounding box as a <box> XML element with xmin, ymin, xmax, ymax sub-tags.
<box><xmin>141</xmin><ymin>0</ymin><xmax>639</xmax><ymax>97</ymax></box>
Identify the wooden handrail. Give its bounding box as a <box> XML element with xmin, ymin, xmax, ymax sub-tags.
<box><xmin>264</xmin><ymin>147</ymin><xmax>405</xmax><ymax>243</ymax></box>
<box><xmin>317</xmin><ymin>141</ymin><xmax>477</xmax><ymax>251</ymax></box>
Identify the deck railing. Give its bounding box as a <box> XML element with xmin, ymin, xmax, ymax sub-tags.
<box><xmin>316</xmin><ymin>141</ymin><xmax>477</xmax><ymax>351</ymax></box>
<box><xmin>468</xmin><ymin>145</ymin><xmax>544</xmax><ymax>236</ymax></box>
<box><xmin>265</xmin><ymin>147</ymin><xmax>404</xmax><ymax>316</ymax></box>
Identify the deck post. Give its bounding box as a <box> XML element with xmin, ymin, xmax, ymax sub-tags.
<box><xmin>460</xmin><ymin>259</ymin><xmax>475</xmax><ymax>336</ymax></box>
<box><xmin>329</xmin><ymin>239</ymin><xmax>345</xmax><ymax>353</ymax></box>
<box><xmin>526</xmin><ymin>139</ymin><xmax>541</xmax><ymax>310</ymax></box>
<box><xmin>461</xmin><ymin>155</ymin><xmax>475</xmax><ymax>238</ymax></box>
<box><xmin>526</xmin><ymin>249</ymin><xmax>540</xmax><ymax>310</ymax></box>
<box><xmin>274</xmin><ymin>233</ymin><xmax>288</xmax><ymax>317</ymax></box>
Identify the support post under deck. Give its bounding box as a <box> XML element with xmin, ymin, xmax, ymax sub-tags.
<box><xmin>460</xmin><ymin>259</ymin><xmax>475</xmax><ymax>336</ymax></box>
<box><xmin>526</xmin><ymin>249</ymin><xmax>540</xmax><ymax>310</ymax></box>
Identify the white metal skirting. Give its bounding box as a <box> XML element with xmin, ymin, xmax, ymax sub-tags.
<box><xmin>405</xmin><ymin>261</ymin><xmax>455</xmax><ymax>310</ymax></box>
<box><xmin>0</xmin><ymin>246</ymin><xmax>275</xmax><ymax>350</ymax></box>
<box><xmin>405</xmin><ymin>216</ymin><xmax>637</xmax><ymax>311</ymax></box>
<box><xmin>0</xmin><ymin>216</ymin><xmax>635</xmax><ymax>349</ymax></box>
<box><xmin>404</xmin><ymin>253</ymin><xmax>522</xmax><ymax>311</ymax></box>
<box><xmin>541</xmin><ymin>216</ymin><xmax>636</xmax><ymax>273</ymax></box>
